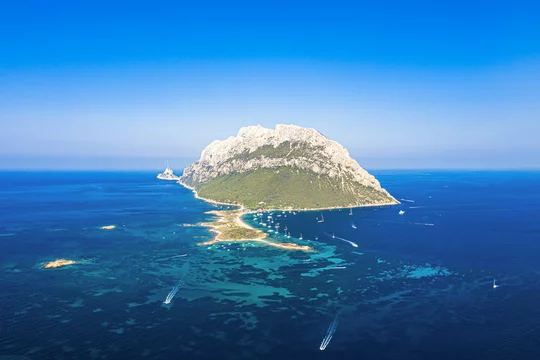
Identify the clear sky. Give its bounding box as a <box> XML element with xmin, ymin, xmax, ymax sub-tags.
<box><xmin>1</xmin><ymin>1</ymin><xmax>539</xmax><ymax>170</ymax></box>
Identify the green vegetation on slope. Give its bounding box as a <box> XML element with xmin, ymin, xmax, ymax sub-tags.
<box><xmin>221</xmin><ymin>226</ymin><xmax>261</xmax><ymax>240</ymax></box>
<box><xmin>195</xmin><ymin>167</ymin><xmax>395</xmax><ymax>210</ymax></box>
<box><xmin>230</xmin><ymin>141</ymin><xmax>327</xmax><ymax>162</ymax></box>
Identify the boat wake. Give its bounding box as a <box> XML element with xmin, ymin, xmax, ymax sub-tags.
<box><xmin>324</xmin><ymin>232</ymin><xmax>358</xmax><ymax>248</ymax></box>
<box><xmin>399</xmin><ymin>198</ymin><xmax>415</xmax><ymax>203</ymax></box>
<box><xmin>164</xmin><ymin>280</ymin><xmax>182</xmax><ymax>304</ymax></box>
<box><xmin>320</xmin><ymin>315</ymin><xmax>339</xmax><ymax>350</ymax></box>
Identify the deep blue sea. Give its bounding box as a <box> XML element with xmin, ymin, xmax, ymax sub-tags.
<box><xmin>1</xmin><ymin>170</ymin><xmax>540</xmax><ymax>360</ymax></box>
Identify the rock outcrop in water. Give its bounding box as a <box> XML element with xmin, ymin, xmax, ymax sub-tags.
<box><xmin>157</xmin><ymin>164</ymin><xmax>179</xmax><ymax>181</ymax></box>
<box><xmin>180</xmin><ymin>124</ymin><xmax>398</xmax><ymax>209</ymax></box>
<box><xmin>44</xmin><ymin>259</ymin><xmax>76</xmax><ymax>269</ymax></box>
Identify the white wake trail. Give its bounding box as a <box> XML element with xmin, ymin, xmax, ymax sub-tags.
<box><xmin>324</xmin><ymin>232</ymin><xmax>358</xmax><ymax>247</ymax></box>
<box><xmin>319</xmin><ymin>315</ymin><xmax>339</xmax><ymax>350</ymax></box>
<box><xmin>164</xmin><ymin>280</ymin><xmax>182</xmax><ymax>304</ymax></box>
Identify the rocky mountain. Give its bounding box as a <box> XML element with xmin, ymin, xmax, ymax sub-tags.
<box><xmin>179</xmin><ymin>124</ymin><xmax>398</xmax><ymax>209</ymax></box>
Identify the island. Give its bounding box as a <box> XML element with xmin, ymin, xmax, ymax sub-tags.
<box><xmin>177</xmin><ymin>124</ymin><xmax>398</xmax><ymax>248</ymax></box>
<box><xmin>157</xmin><ymin>162</ymin><xmax>179</xmax><ymax>180</ymax></box>
<box><xmin>44</xmin><ymin>259</ymin><xmax>76</xmax><ymax>269</ymax></box>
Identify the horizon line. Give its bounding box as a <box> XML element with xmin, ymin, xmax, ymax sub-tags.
<box><xmin>1</xmin><ymin>167</ymin><xmax>539</xmax><ymax>172</ymax></box>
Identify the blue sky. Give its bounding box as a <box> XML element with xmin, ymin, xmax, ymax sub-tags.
<box><xmin>1</xmin><ymin>1</ymin><xmax>539</xmax><ymax>170</ymax></box>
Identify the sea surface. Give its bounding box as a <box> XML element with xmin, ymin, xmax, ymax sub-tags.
<box><xmin>1</xmin><ymin>170</ymin><xmax>540</xmax><ymax>360</ymax></box>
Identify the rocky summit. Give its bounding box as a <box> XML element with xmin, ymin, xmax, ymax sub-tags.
<box><xmin>179</xmin><ymin>124</ymin><xmax>398</xmax><ymax>210</ymax></box>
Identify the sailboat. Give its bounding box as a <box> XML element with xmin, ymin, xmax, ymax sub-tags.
<box><xmin>318</xmin><ymin>213</ymin><xmax>325</xmax><ymax>223</ymax></box>
<box><xmin>349</xmin><ymin>208</ymin><xmax>353</xmax><ymax>216</ymax></box>
<box><xmin>493</xmin><ymin>279</ymin><xmax>499</xmax><ymax>289</ymax></box>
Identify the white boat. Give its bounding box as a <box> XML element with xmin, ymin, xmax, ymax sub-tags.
<box><xmin>157</xmin><ymin>161</ymin><xmax>179</xmax><ymax>180</ymax></box>
<box><xmin>318</xmin><ymin>213</ymin><xmax>325</xmax><ymax>223</ymax></box>
<box><xmin>349</xmin><ymin>208</ymin><xmax>353</xmax><ymax>216</ymax></box>
<box><xmin>287</xmin><ymin>232</ymin><xmax>291</xmax><ymax>239</ymax></box>
<box><xmin>493</xmin><ymin>279</ymin><xmax>499</xmax><ymax>289</ymax></box>
<box><xmin>299</xmin><ymin>233</ymin><xmax>303</xmax><ymax>240</ymax></box>
<box><xmin>351</xmin><ymin>223</ymin><xmax>357</xmax><ymax>229</ymax></box>
<box><xmin>399</xmin><ymin>210</ymin><xmax>405</xmax><ymax>215</ymax></box>
<box><xmin>332</xmin><ymin>233</ymin><xmax>335</xmax><ymax>238</ymax></box>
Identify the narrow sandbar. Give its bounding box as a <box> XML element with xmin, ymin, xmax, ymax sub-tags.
<box><xmin>199</xmin><ymin>210</ymin><xmax>312</xmax><ymax>252</ymax></box>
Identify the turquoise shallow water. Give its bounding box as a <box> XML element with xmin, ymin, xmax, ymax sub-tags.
<box><xmin>1</xmin><ymin>171</ymin><xmax>540</xmax><ymax>359</ymax></box>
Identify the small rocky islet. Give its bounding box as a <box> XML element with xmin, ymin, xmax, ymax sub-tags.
<box><xmin>43</xmin><ymin>259</ymin><xmax>76</xmax><ymax>269</ymax></box>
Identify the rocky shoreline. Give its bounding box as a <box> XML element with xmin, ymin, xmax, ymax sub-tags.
<box><xmin>178</xmin><ymin>179</ymin><xmax>398</xmax><ymax>212</ymax></box>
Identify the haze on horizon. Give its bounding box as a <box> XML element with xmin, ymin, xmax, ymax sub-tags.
<box><xmin>1</xmin><ymin>1</ymin><xmax>539</xmax><ymax>170</ymax></box>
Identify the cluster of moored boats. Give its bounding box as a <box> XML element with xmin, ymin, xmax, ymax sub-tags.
<box><xmin>253</xmin><ymin>211</ymin><xmax>294</xmax><ymax>238</ymax></box>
